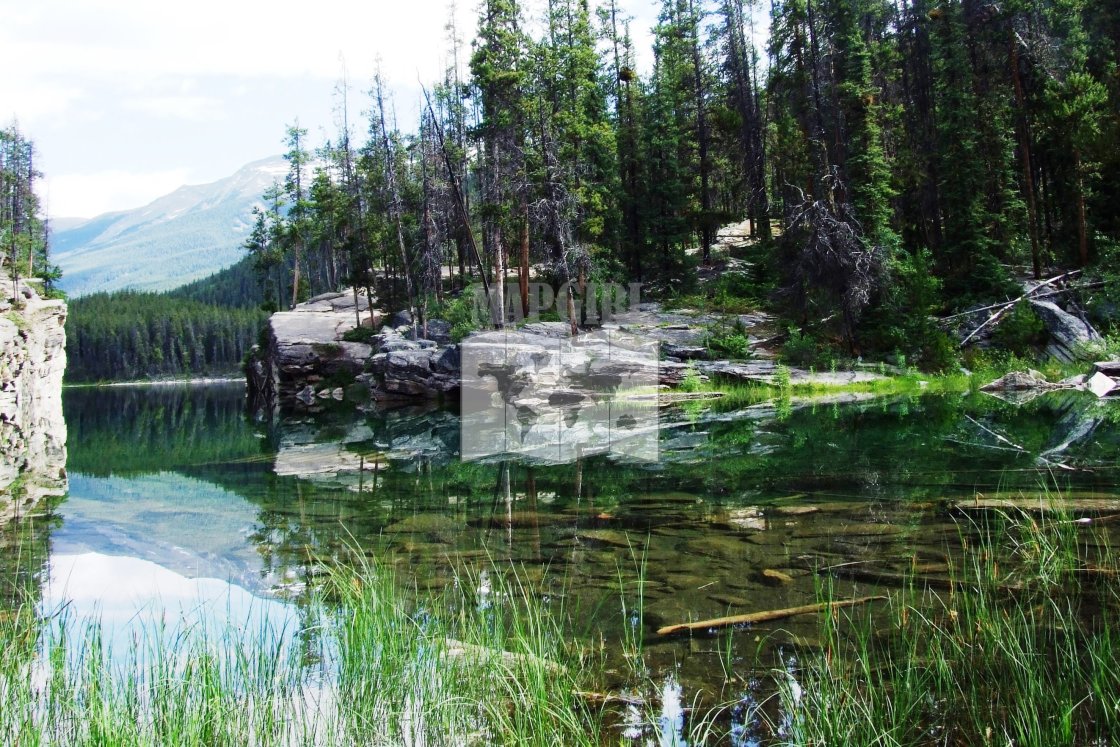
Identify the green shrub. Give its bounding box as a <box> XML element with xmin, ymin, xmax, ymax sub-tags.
<box><xmin>342</xmin><ymin>326</ymin><xmax>377</xmax><ymax>343</ymax></box>
<box><xmin>429</xmin><ymin>293</ymin><xmax>481</xmax><ymax>342</ymax></box>
<box><xmin>915</xmin><ymin>329</ymin><xmax>960</xmax><ymax>372</ymax></box>
<box><xmin>991</xmin><ymin>300</ymin><xmax>1046</xmax><ymax>356</ymax></box>
<box><xmin>781</xmin><ymin>326</ymin><xmax>821</xmax><ymax>367</ymax></box>
<box><xmin>774</xmin><ymin>363</ymin><xmax>792</xmax><ymax>392</ymax></box>
<box><xmin>680</xmin><ymin>364</ymin><xmax>702</xmax><ymax>392</ymax></box>
<box><xmin>1087</xmin><ymin>233</ymin><xmax>1120</xmax><ymax>333</ymax></box>
<box><xmin>705</xmin><ymin>319</ymin><xmax>752</xmax><ymax>360</ymax></box>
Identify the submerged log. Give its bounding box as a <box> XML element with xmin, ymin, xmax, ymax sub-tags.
<box><xmin>822</xmin><ymin>563</ymin><xmax>962</xmax><ymax>591</ymax></box>
<box><xmin>442</xmin><ymin>638</ymin><xmax>566</xmax><ymax>673</ymax></box>
<box><xmin>950</xmin><ymin>496</ymin><xmax>1120</xmax><ymax>516</ymax></box>
<box><xmin>656</xmin><ymin>595</ymin><xmax>887</xmax><ymax>636</ymax></box>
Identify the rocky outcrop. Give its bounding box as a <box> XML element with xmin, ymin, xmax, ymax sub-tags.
<box><xmin>1028</xmin><ymin>300</ymin><xmax>1101</xmax><ymax>363</ymax></box>
<box><xmin>981</xmin><ymin>363</ymin><xmax>1120</xmax><ymax>404</ymax></box>
<box><xmin>249</xmin><ymin>294</ymin><xmax>892</xmax><ymax>411</ymax></box>
<box><xmin>247</xmin><ymin>289</ymin><xmax>378</xmax><ymax>409</ymax></box>
<box><xmin>0</xmin><ymin>280</ymin><xmax>68</xmax><ymax>525</ymax></box>
<box><xmin>981</xmin><ymin>370</ymin><xmax>1057</xmax><ymax>393</ymax></box>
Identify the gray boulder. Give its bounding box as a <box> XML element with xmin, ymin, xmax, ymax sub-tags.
<box><xmin>981</xmin><ymin>370</ymin><xmax>1055</xmax><ymax>392</ymax></box>
<box><xmin>1087</xmin><ymin>372</ymin><xmax>1118</xmax><ymax>398</ymax></box>
<box><xmin>1029</xmin><ymin>300</ymin><xmax>1101</xmax><ymax>362</ymax></box>
<box><xmin>419</xmin><ymin>319</ymin><xmax>453</xmax><ymax>346</ymax></box>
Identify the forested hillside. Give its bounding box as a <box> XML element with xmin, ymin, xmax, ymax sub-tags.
<box><xmin>66</xmin><ymin>262</ymin><xmax>267</xmax><ymax>382</ymax></box>
<box><xmin>238</xmin><ymin>0</ymin><xmax>1118</xmax><ymax>368</ymax></box>
<box><xmin>169</xmin><ymin>256</ymin><xmax>268</xmax><ymax>309</ymax></box>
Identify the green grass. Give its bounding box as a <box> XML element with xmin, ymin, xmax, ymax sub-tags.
<box><xmin>771</xmin><ymin>501</ymin><xmax>1120</xmax><ymax>747</ymax></box>
<box><xmin>0</xmin><ymin>557</ymin><xmax>611</xmax><ymax>746</ymax></box>
<box><xmin>4</xmin><ymin>494</ymin><xmax>1120</xmax><ymax>745</ymax></box>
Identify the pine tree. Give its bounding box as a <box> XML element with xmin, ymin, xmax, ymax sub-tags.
<box><xmin>471</xmin><ymin>0</ymin><xmax>528</xmax><ymax>324</ymax></box>
<box><xmin>282</xmin><ymin>123</ymin><xmax>312</xmax><ymax>307</ymax></box>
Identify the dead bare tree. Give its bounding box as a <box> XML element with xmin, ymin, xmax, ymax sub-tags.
<box><xmin>781</xmin><ymin>178</ymin><xmax>884</xmax><ymax>350</ymax></box>
<box><xmin>373</xmin><ymin>71</ymin><xmax>418</xmax><ymax>337</ymax></box>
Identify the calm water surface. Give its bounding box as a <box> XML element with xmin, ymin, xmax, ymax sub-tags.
<box><xmin>5</xmin><ymin>382</ymin><xmax>1119</xmax><ymax>697</ymax></box>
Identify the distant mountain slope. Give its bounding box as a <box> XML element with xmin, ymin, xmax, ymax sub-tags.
<box><xmin>167</xmin><ymin>255</ymin><xmax>267</xmax><ymax>309</ymax></box>
<box><xmin>52</xmin><ymin>156</ymin><xmax>286</xmax><ymax>297</ymax></box>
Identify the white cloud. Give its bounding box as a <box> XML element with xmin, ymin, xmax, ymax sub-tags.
<box><xmin>1</xmin><ymin>0</ymin><xmax>669</xmax><ymax>216</ymax></box>
<box><xmin>44</xmin><ymin>168</ymin><xmax>193</xmax><ymax>219</ymax></box>
<box><xmin>0</xmin><ymin>0</ymin><xmax>479</xmax><ymax>86</ymax></box>
<box><xmin>123</xmin><ymin>95</ymin><xmax>226</xmax><ymax>121</ymax></box>
<box><xmin>0</xmin><ymin>80</ymin><xmax>87</xmax><ymax>128</ymax></box>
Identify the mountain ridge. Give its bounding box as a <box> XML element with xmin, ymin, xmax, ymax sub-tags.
<box><xmin>52</xmin><ymin>156</ymin><xmax>285</xmax><ymax>297</ymax></box>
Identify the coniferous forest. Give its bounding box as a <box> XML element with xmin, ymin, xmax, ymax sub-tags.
<box><xmin>1</xmin><ymin>124</ymin><xmax>59</xmax><ymax>291</ymax></box>
<box><xmin>15</xmin><ymin>0</ymin><xmax>1120</xmax><ymax>382</ymax></box>
<box><xmin>65</xmin><ymin>260</ymin><xmax>267</xmax><ymax>383</ymax></box>
<box><xmin>238</xmin><ymin>0</ymin><xmax>1119</xmax><ymax>369</ymax></box>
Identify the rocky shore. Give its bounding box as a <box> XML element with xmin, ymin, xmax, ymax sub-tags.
<box><xmin>0</xmin><ymin>279</ymin><xmax>68</xmax><ymax>524</ymax></box>
<box><xmin>245</xmin><ymin>289</ymin><xmax>889</xmax><ymax>414</ymax></box>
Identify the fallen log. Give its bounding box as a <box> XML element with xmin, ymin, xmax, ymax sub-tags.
<box><xmin>1094</xmin><ymin>361</ymin><xmax>1120</xmax><ymax>377</ymax></box>
<box><xmin>956</xmin><ymin>270</ymin><xmax>1081</xmax><ymax>347</ymax></box>
<box><xmin>656</xmin><ymin>595</ymin><xmax>887</xmax><ymax>636</ymax></box>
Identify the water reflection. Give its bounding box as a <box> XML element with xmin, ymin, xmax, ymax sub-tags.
<box><xmin>2</xmin><ymin>381</ymin><xmax>1112</xmax><ymax>696</ymax></box>
<box><xmin>43</xmin><ymin>551</ymin><xmax>298</xmax><ymax>660</ymax></box>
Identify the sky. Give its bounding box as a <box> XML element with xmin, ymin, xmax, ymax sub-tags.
<box><xmin>1</xmin><ymin>0</ymin><xmax>661</xmax><ymax>220</ymax></box>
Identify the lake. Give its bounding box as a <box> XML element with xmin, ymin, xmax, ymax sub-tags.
<box><xmin>4</xmin><ymin>382</ymin><xmax>1119</xmax><ymax>739</ymax></box>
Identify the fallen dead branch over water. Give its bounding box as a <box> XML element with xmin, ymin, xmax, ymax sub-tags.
<box><xmin>953</xmin><ymin>270</ymin><xmax>1081</xmax><ymax>347</ymax></box>
<box><xmin>656</xmin><ymin>595</ymin><xmax>888</xmax><ymax>636</ymax></box>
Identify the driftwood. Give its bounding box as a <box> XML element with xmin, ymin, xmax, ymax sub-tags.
<box><xmin>954</xmin><ymin>270</ymin><xmax>1080</xmax><ymax>347</ymax></box>
<box><xmin>964</xmin><ymin>414</ymin><xmax>1077</xmax><ymax>471</ymax></box>
<box><xmin>421</xmin><ymin>85</ymin><xmax>491</xmax><ymax>309</ymax></box>
<box><xmin>940</xmin><ymin>276</ymin><xmax>1099</xmax><ymax>322</ymax></box>
<box><xmin>656</xmin><ymin>595</ymin><xmax>887</xmax><ymax>636</ymax></box>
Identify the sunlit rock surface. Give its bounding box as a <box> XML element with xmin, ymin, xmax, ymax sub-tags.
<box><xmin>0</xmin><ymin>280</ymin><xmax>67</xmax><ymax>524</ymax></box>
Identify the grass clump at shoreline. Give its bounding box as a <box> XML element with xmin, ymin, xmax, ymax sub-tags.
<box><xmin>3</xmin><ymin>496</ymin><xmax>1120</xmax><ymax>745</ymax></box>
<box><xmin>777</xmin><ymin>504</ymin><xmax>1120</xmax><ymax>747</ymax></box>
<box><xmin>0</xmin><ymin>557</ymin><xmax>607</xmax><ymax>746</ymax></box>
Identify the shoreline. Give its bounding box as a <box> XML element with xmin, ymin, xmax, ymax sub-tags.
<box><xmin>65</xmin><ymin>376</ymin><xmax>245</xmax><ymax>389</ymax></box>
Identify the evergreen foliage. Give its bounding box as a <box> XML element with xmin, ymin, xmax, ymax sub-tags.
<box><xmin>229</xmin><ymin>0</ymin><xmax>1120</xmax><ymax>362</ymax></box>
<box><xmin>0</xmin><ymin>124</ymin><xmax>59</xmax><ymax>292</ymax></box>
<box><xmin>67</xmin><ymin>290</ymin><xmax>266</xmax><ymax>383</ymax></box>
<box><xmin>55</xmin><ymin>0</ymin><xmax>1120</xmax><ymax>378</ymax></box>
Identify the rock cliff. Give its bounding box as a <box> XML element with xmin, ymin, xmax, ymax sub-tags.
<box><xmin>0</xmin><ymin>280</ymin><xmax>68</xmax><ymax>524</ymax></box>
<box><xmin>246</xmin><ymin>289</ymin><xmax>379</xmax><ymax>410</ymax></box>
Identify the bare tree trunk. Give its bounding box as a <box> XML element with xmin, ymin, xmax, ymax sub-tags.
<box><xmin>519</xmin><ymin>203</ymin><xmax>530</xmax><ymax>317</ymax></box>
<box><xmin>290</xmin><ymin>257</ymin><xmax>301</xmax><ymax>308</ymax></box>
<box><xmin>423</xmin><ymin>86</ymin><xmax>492</xmax><ymax>317</ymax></box>
<box><xmin>494</xmin><ymin>226</ymin><xmax>506</xmax><ymax>327</ymax></box>
<box><xmin>688</xmin><ymin>0</ymin><xmax>714</xmax><ymax>264</ymax></box>
<box><xmin>1010</xmin><ymin>36</ymin><xmax>1042</xmax><ymax>279</ymax></box>
<box><xmin>376</xmin><ymin>73</ymin><xmax>418</xmax><ymax>337</ymax></box>
<box><xmin>1075</xmin><ymin>149</ymin><xmax>1088</xmax><ymax>267</ymax></box>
